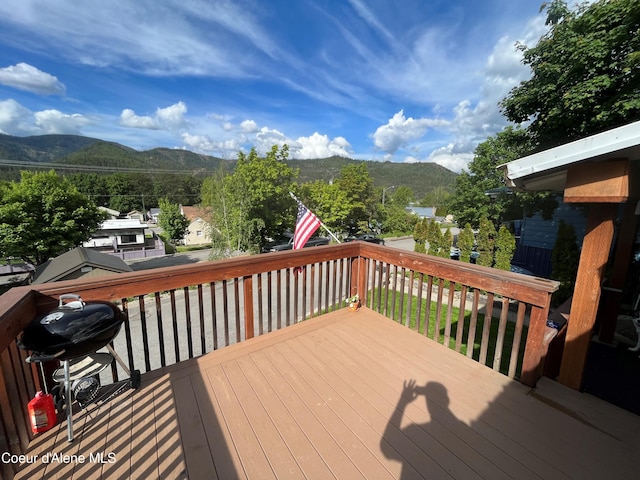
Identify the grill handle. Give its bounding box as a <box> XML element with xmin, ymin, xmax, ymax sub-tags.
<box><xmin>58</xmin><ymin>294</ymin><xmax>84</xmax><ymax>310</ymax></box>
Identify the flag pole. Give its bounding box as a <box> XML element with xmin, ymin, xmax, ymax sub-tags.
<box><xmin>289</xmin><ymin>191</ymin><xmax>341</xmax><ymax>244</ymax></box>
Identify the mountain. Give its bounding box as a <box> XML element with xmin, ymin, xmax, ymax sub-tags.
<box><xmin>0</xmin><ymin>133</ymin><xmax>99</xmax><ymax>163</ymax></box>
<box><xmin>0</xmin><ymin>134</ymin><xmax>457</xmax><ymax>197</ymax></box>
<box><xmin>287</xmin><ymin>156</ymin><xmax>457</xmax><ymax>198</ymax></box>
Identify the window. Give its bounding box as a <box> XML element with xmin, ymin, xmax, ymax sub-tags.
<box><xmin>121</xmin><ymin>234</ymin><xmax>137</xmax><ymax>244</ymax></box>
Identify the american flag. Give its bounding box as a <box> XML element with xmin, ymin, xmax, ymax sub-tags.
<box><xmin>293</xmin><ymin>199</ymin><xmax>321</xmax><ymax>249</ymax></box>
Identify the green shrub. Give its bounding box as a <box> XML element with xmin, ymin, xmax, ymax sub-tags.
<box><xmin>551</xmin><ymin>220</ymin><xmax>579</xmax><ymax>306</ymax></box>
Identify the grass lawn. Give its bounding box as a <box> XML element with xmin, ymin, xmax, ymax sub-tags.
<box><xmin>364</xmin><ymin>287</ymin><xmax>529</xmax><ymax>378</ymax></box>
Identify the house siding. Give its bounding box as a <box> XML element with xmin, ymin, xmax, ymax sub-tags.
<box><xmin>512</xmin><ymin>200</ymin><xmax>588</xmax><ymax>277</ymax></box>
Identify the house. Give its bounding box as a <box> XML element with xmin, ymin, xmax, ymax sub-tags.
<box><xmin>180</xmin><ymin>205</ymin><xmax>212</xmax><ymax>246</ymax></box>
<box><xmin>147</xmin><ymin>207</ymin><xmax>161</xmax><ymax>224</ymax></box>
<box><xmin>500</xmin><ymin>119</ymin><xmax>640</xmax><ymax>391</ymax></box>
<box><xmin>511</xmin><ymin>198</ymin><xmax>588</xmax><ymax>277</ymax></box>
<box><xmin>127</xmin><ymin>210</ymin><xmax>146</xmax><ymax>222</ymax></box>
<box><xmin>98</xmin><ymin>206</ymin><xmax>120</xmax><ymax>219</ymax></box>
<box><xmin>84</xmin><ymin>218</ymin><xmax>147</xmax><ymax>251</ymax></box>
<box><xmin>406</xmin><ymin>206</ymin><xmax>436</xmax><ymax>219</ymax></box>
<box><xmin>32</xmin><ymin>247</ymin><xmax>132</xmax><ymax>284</ymax></box>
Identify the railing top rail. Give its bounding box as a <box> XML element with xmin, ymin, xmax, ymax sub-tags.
<box><xmin>24</xmin><ymin>243</ymin><xmax>361</xmax><ymax>303</ymax></box>
<box><xmin>357</xmin><ymin>242</ymin><xmax>559</xmax><ymax>307</ymax></box>
<box><xmin>1</xmin><ymin>241</ymin><xmax>559</xmax><ymax>352</ymax></box>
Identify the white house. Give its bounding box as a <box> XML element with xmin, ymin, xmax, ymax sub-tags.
<box><xmin>180</xmin><ymin>205</ymin><xmax>212</xmax><ymax>246</ymax></box>
<box><xmin>84</xmin><ymin>218</ymin><xmax>147</xmax><ymax>251</ymax></box>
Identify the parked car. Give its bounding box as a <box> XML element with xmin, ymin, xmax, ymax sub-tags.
<box><xmin>344</xmin><ymin>234</ymin><xmax>385</xmax><ymax>245</ymax></box>
<box><xmin>449</xmin><ymin>247</ymin><xmax>479</xmax><ymax>263</ymax></box>
<box><xmin>261</xmin><ymin>236</ymin><xmax>330</xmax><ymax>253</ymax></box>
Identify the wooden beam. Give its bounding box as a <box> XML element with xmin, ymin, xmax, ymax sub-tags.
<box><xmin>598</xmin><ymin>200</ymin><xmax>638</xmax><ymax>342</ymax></box>
<box><xmin>564</xmin><ymin>159</ymin><xmax>629</xmax><ymax>203</ymax></box>
<box><xmin>558</xmin><ymin>204</ymin><xmax>617</xmax><ymax>389</ymax></box>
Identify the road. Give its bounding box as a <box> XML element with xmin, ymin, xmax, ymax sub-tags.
<box><xmin>125</xmin><ymin>237</ymin><xmax>417</xmax><ymax>271</ymax></box>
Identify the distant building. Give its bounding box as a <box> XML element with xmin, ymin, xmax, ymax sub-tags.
<box><xmin>127</xmin><ymin>210</ymin><xmax>146</xmax><ymax>222</ymax></box>
<box><xmin>98</xmin><ymin>206</ymin><xmax>120</xmax><ymax>219</ymax></box>
<box><xmin>148</xmin><ymin>208</ymin><xmax>161</xmax><ymax>224</ymax></box>
<box><xmin>32</xmin><ymin>247</ymin><xmax>132</xmax><ymax>284</ymax></box>
<box><xmin>180</xmin><ymin>205</ymin><xmax>212</xmax><ymax>246</ymax></box>
<box><xmin>84</xmin><ymin>218</ymin><xmax>147</xmax><ymax>250</ymax></box>
<box><xmin>406</xmin><ymin>206</ymin><xmax>437</xmax><ymax>219</ymax></box>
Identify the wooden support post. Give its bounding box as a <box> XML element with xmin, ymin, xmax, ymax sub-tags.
<box><xmin>243</xmin><ymin>275</ymin><xmax>254</xmax><ymax>340</ymax></box>
<box><xmin>558</xmin><ymin>204</ymin><xmax>617</xmax><ymax>390</ymax></box>
<box><xmin>520</xmin><ymin>303</ymin><xmax>551</xmax><ymax>387</ymax></box>
<box><xmin>598</xmin><ymin>200</ymin><xmax>638</xmax><ymax>342</ymax></box>
<box><xmin>349</xmin><ymin>256</ymin><xmax>367</xmax><ymax>305</ymax></box>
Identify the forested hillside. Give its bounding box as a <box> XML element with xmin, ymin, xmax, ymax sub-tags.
<box><xmin>0</xmin><ymin>134</ymin><xmax>456</xmax><ymax>198</ymax></box>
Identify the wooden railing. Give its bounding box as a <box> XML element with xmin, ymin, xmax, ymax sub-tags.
<box><xmin>0</xmin><ymin>242</ymin><xmax>558</xmax><ymax>480</ymax></box>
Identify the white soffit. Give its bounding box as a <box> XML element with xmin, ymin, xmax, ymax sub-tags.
<box><xmin>499</xmin><ymin>120</ymin><xmax>640</xmax><ymax>191</ymax></box>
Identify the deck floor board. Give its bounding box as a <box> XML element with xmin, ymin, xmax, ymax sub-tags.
<box><xmin>14</xmin><ymin>307</ymin><xmax>639</xmax><ymax>479</ymax></box>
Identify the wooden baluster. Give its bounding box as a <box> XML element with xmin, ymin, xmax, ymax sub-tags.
<box><xmin>183</xmin><ymin>287</ymin><xmax>193</xmax><ymax>359</ymax></box>
<box><xmin>155</xmin><ymin>292</ymin><xmax>166</xmax><ymax>367</ymax></box>
<box><xmin>466</xmin><ymin>289</ymin><xmax>480</xmax><ymax>358</ymax></box>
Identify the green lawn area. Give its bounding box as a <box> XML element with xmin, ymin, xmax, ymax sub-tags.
<box><xmin>364</xmin><ymin>287</ymin><xmax>529</xmax><ymax>378</ymax></box>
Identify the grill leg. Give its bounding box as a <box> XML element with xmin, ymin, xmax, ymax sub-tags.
<box><xmin>64</xmin><ymin>360</ymin><xmax>73</xmax><ymax>442</ymax></box>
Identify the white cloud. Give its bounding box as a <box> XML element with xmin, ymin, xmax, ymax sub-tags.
<box><xmin>372</xmin><ymin>110</ymin><xmax>449</xmax><ymax>154</ymax></box>
<box><xmin>291</xmin><ymin>132</ymin><xmax>352</xmax><ymax>159</ymax></box>
<box><xmin>426</xmin><ymin>145</ymin><xmax>474</xmax><ymax>173</ymax></box>
<box><xmin>181</xmin><ymin>132</ymin><xmax>241</xmax><ymax>158</ymax></box>
<box><xmin>0</xmin><ymin>99</ymin><xmax>89</xmax><ymax>135</ymax></box>
<box><xmin>0</xmin><ymin>1</ymin><xmax>279</xmax><ymax>78</ymax></box>
<box><xmin>120</xmin><ymin>101</ymin><xmax>187</xmax><ymax>130</ymax></box>
<box><xmin>33</xmin><ymin>109</ymin><xmax>90</xmax><ymax>134</ymax></box>
<box><xmin>120</xmin><ymin>109</ymin><xmax>158</xmax><ymax>129</ymax></box>
<box><xmin>0</xmin><ymin>63</ymin><xmax>66</xmax><ymax>95</ymax></box>
<box><xmin>155</xmin><ymin>102</ymin><xmax>188</xmax><ymax>127</ymax></box>
<box><xmin>0</xmin><ymin>99</ymin><xmax>39</xmax><ymax>135</ymax></box>
<box><xmin>240</xmin><ymin>119</ymin><xmax>259</xmax><ymax>133</ymax></box>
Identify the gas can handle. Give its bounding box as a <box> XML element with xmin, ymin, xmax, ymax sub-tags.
<box><xmin>59</xmin><ymin>294</ymin><xmax>84</xmax><ymax>307</ymax></box>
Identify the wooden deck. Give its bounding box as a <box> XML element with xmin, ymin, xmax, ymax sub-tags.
<box><xmin>14</xmin><ymin>308</ymin><xmax>639</xmax><ymax>480</ymax></box>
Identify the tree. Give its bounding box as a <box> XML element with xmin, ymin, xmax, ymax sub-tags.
<box><xmin>335</xmin><ymin>162</ymin><xmax>379</xmax><ymax>234</ymax></box>
<box><xmin>413</xmin><ymin>218</ymin><xmax>428</xmax><ymax>254</ymax></box>
<box><xmin>448</xmin><ymin>127</ymin><xmax>536</xmax><ymax>228</ymax></box>
<box><xmin>387</xmin><ymin>186</ymin><xmax>414</xmax><ymax>208</ymax></box>
<box><xmin>420</xmin><ymin>186</ymin><xmax>451</xmax><ymax>215</ymax></box>
<box><xmin>441</xmin><ymin>227</ymin><xmax>453</xmax><ymax>259</ymax></box>
<box><xmin>233</xmin><ymin>145</ymin><xmax>297</xmax><ymax>247</ymax></box>
<box><xmin>157</xmin><ymin>198</ymin><xmax>190</xmax><ymax>243</ymax></box>
<box><xmin>201</xmin><ymin>167</ymin><xmax>261</xmax><ymax>258</ymax></box>
<box><xmin>476</xmin><ymin>216</ymin><xmax>497</xmax><ymax>268</ymax></box>
<box><xmin>0</xmin><ymin>171</ymin><xmax>106</xmax><ymax>265</ymax></box>
<box><xmin>105</xmin><ymin>173</ymin><xmax>153</xmax><ymax>213</ymax></box>
<box><xmin>66</xmin><ymin>173</ymin><xmax>110</xmax><ymax>207</ymax></box>
<box><xmin>494</xmin><ymin>225</ymin><xmax>516</xmax><ymax>271</ymax></box>
<box><xmin>426</xmin><ymin>220</ymin><xmax>444</xmax><ymax>256</ymax></box>
<box><xmin>297</xmin><ymin>181</ymin><xmax>350</xmax><ymax>233</ymax></box>
<box><xmin>501</xmin><ymin>0</ymin><xmax>640</xmax><ymax>147</ymax></box>
<box><xmin>457</xmin><ymin>223</ymin><xmax>475</xmax><ymax>263</ymax></box>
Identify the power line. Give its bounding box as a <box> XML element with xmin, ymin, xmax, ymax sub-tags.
<box><xmin>0</xmin><ymin>158</ymin><xmax>215</xmax><ymax>175</ymax></box>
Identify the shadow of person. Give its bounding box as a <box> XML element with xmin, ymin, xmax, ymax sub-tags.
<box><xmin>380</xmin><ymin>380</ymin><xmax>479</xmax><ymax>479</ymax></box>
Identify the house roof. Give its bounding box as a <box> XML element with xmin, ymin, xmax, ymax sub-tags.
<box><xmin>181</xmin><ymin>205</ymin><xmax>210</xmax><ymax>223</ymax></box>
<box><xmin>32</xmin><ymin>247</ymin><xmax>133</xmax><ymax>284</ymax></box>
<box><xmin>406</xmin><ymin>206</ymin><xmax>436</xmax><ymax>218</ymax></box>
<box><xmin>499</xmin><ymin>120</ymin><xmax>640</xmax><ymax>191</ymax></box>
<box><xmin>99</xmin><ymin>219</ymin><xmax>146</xmax><ymax>230</ymax></box>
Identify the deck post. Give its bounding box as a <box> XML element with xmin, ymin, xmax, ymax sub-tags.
<box><xmin>349</xmin><ymin>255</ymin><xmax>367</xmax><ymax>305</ymax></box>
<box><xmin>520</xmin><ymin>301</ymin><xmax>552</xmax><ymax>387</ymax></box>
<box><xmin>559</xmin><ymin>204</ymin><xmax>617</xmax><ymax>390</ymax></box>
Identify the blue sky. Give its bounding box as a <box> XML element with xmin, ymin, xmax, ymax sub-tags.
<box><xmin>0</xmin><ymin>0</ymin><xmax>552</xmax><ymax>172</ymax></box>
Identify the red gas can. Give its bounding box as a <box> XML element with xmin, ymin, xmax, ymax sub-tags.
<box><xmin>28</xmin><ymin>391</ymin><xmax>56</xmax><ymax>434</ymax></box>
